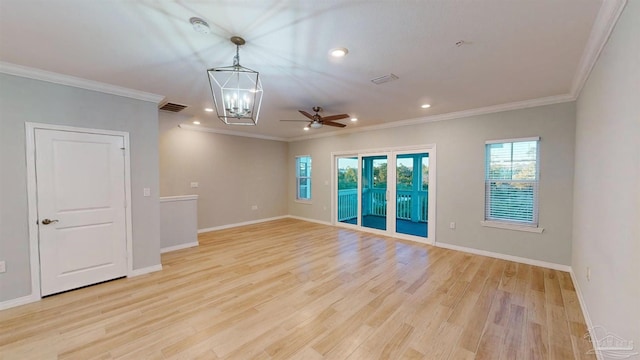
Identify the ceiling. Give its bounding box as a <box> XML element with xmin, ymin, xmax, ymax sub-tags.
<box><xmin>0</xmin><ymin>0</ymin><xmax>609</xmax><ymax>140</ymax></box>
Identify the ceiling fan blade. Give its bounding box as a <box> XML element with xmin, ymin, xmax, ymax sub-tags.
<box><xmin>322</xmin><ymin>120</ymin><xmax>347</xmax><ymax>128</ymax></box>
<box><xmin>321</xmin><ymin>114</ymin><xmax>350</xmax><ymax>121</ymax></box>
<box><xmin>280</xmin><ymin>120</ymin><xmax>310</xmax><ymax>122</ymax></box>
<box><xmin>299</xmin><ymin>110</ymin><xmax>315</xmax><ymax>120</ymax></box>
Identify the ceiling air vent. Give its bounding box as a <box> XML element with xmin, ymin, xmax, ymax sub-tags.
<box><xmin>159</xmin><ymin>102</ymin><xmax>187</xmax><ymax>112</ymax></box>
<box><xmin>370</xmin><ymin>73</ymin><xmax>399</xmax><ymax>85</ymax></box>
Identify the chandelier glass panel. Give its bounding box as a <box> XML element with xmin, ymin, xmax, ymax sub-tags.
<box><xmin>207</xmin><ymin>36</ymin><xmax>263</xmax><ymax>125</ymax></box>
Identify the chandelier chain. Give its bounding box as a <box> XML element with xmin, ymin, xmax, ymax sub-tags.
<box><xmin>233</xmin><ymin>45</ymin><xmax>240</xmax><ymax>67</ymax></box>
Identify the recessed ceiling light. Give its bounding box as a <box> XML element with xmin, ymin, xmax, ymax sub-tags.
<box><xmin>351</xmin><ymin>118</ymin><xmax>358</xmax><ymax>122</ymax></box>
<box><xmin>421</xmin><ymin>104</ymin><xmax>431</xmax><ymax>109</ymax></box>
<box><xmin>303</xmin><ymin>126</ymin><xmax>310</xmax><ymax>131</ymax></box>
<box><xmin>330</xmin><ymin>47</ymin><xmax>348</xmax><ymax>57</ymax></box>
<box><xmin>193</xmin><ymin>121</ymin><xmax>201</xmax><ymax>125</ymax></box>
<box><xmin>204</xmin><ymin>108</ymin><xmax>214</xmax><ymax>112</ymax></box>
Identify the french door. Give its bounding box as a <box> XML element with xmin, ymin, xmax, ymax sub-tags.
<box><xmin>334</xmin><ymin>147</ymin><xmax>435</xmax><ymax>243</ymax></box>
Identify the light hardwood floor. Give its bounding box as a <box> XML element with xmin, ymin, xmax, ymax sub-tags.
<box><xmin>1</xmin><ymin>218</ymin><xmax>594</xmax><ymax>359</ymax></box>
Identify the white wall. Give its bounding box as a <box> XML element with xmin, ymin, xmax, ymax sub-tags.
<box><xmin>159</xmin><ymin>112</ymin><xmax>288</xmax><ymax>229</ymax></box>
<box><xmin>0</xmin><ymin>73</ymin><xmax>161</xmax><ymax>302</ymax></box>
<box><xmin>289</xmin><ymin>102</ymin><xmax>576</xmax><ymax>265</ymax></box>
<box><xmin>573</xmin><ymin>0</ymin><xmax>640</xmax><ymax>350</ymax></box>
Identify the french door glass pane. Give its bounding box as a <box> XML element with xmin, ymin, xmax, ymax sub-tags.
<box><xmin>362</xmin><ymin>156</ymin><xmax>387</xmax><ymax>230</ymax></box>
<box><xmin>337</xmin><ymin>157</ymin><xmax>358</xmax><ymax>225</ymax></box>
<box><xmin>396</xmin><ymin>153</ymin><xmax>428</xmax><ymax>237</ymax></box>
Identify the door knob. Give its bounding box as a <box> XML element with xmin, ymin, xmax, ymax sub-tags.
<box><xmin>41</xmin><ymin>219</ymin><xmax>59</xmax><ymax>225</ymax></box>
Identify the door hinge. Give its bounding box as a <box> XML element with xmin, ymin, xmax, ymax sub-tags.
<box><xmin>120</xmin><ymin>147</ymin><xmax>126</xmax><ymax>156</ymax></box>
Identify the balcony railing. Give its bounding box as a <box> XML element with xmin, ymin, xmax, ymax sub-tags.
<box><xmin>337</xmin><ymin>188</ymin><xmax>428</xmax><ymax>222</ymax></box>
<box><xmin>337</xmin><ymin>188</ymin><xmax>358</xmax><ymax>221</ymax></box>
<box><xmin>396</xmin><ymin>190</ymin><xmax>428</xmax><ymax>222</ymax></box>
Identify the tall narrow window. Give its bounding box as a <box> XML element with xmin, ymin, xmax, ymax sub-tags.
<box><xmin>296</xmin><ymin>156</ymin><xmax>312</xmax><ymax>201</ymax></box>
<box><xmin>485</xmin><ymin>137</ymin><xmax>539</xmax><ymax>226</ymax></box>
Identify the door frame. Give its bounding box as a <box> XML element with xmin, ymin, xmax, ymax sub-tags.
<box><xmin>331</xmin><ymin>144</ymin><xmax>437</xmax><ymax>245</ymax></box>
<box><xmin>25</xmin><ymin>122</ymin><xmax>134</xmax><ymax>299</ymax></box>
<box><xmin>360</xmin><ymin>152</ymin><xmax>394</xmax><ymax>234</ymax></box>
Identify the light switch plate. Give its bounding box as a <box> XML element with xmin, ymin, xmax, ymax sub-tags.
<box><xmin>190</xmin><ymin>182</ymin><xmax>199</xmax><ymax>188</ymax></box>
<box><xmin>0</xmin><ymin>261</ymin><xmax>6</xmax><ymax>273</ymax></box>
<box><xmin>143</xmin><ymin>188</ymin><xmax>151</xmax><ymax>197</ymax></box>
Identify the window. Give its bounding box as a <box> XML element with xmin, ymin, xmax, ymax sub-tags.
<box><xmin>296</xmin><ymin>156</ymin><xmax>312</xmax><ymax>201</ymax></box>
<box><xmin>484</xmin><ymin>137</ymin><xmax>539</xmax><ymax>227</ymax></box>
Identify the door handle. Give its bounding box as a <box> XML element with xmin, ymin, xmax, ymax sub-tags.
<box><xmin>41</xmin><ymin>219</ymin><xmax>59</xmax><ymax>225</ymax></box>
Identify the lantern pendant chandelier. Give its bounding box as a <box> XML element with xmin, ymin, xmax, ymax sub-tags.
<box><xmin>207</xmin><ymin>36</ymin><xmax>263</xmax><ymax>125</ymax></box>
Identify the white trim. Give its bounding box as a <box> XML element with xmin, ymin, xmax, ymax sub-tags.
<box><xmin>160</xmin><ymin>241</ymin><xmax>199</xmax><ymax>254</ymax></box>
<box><xmin>332</xmin><ymin>144</ymin><xmax>437</xmax><ymax>157</ymax></box>
<box><xmin>485</xmin><ymin>136</ymin><xmax>540</xmax><ymax>145</ymax></box>
<box><xmin>287</xmin><ymin>215</ymin><xmax>333</xmax><ymax>226</ymax></box>
<box><xmin>0</xmin><ymin>61</ymin><xmax>164</xmax><ymax>104</ymax></box>
<box><xmin>0</xmin><ymin>294</ymin><xmax>40</xmax><ymax>311</ymax></box>
<box><xmin>569</xmin><ymin>270</ymin><xmax>600</xmax><ymax>360</ymax></box>
<box><xmin>198</xmin><ymin>215</ymin><xmax>289</xmax><ymax>233</ymax></box>
<box><xmin>570</xmin><ymin>0</ymin><xmax>627</xmax><ymax>98</ymax></box>
<box><xmin>24</xmin><ymin>124</ymin><xmax>41</xmax><ymax>302</ymax></box>
<box><xmin>25</xmin><ymin>122</ymin><xmax>132</xmax><ymax>137</ymax></box>
<box><xmin>123</xmin><ymin>135</ymin><xmax>134</xmax><ymax>278</ymax></box>
<box><xmin>24</xmin><ymin>122</ymin><xmax>135</xmax><ymax>301</ymax></box>
<box><xmin>334</xmin><ymin>218</ymin><xmax>434</xmax><ymax>245</ymax></box>
<box><xmin>295</xmin><ymin>155</ymin><xmax>313</xmax><ymax>202</ymax></box>
<box><xmin>159</xmin><ymin>195</ymin><xmax>199</xmax><ymax>203</ymax></box>
<box><xmin>128</xmin><ymin>264</ymin><xmax>163</xmax><ymax>277</ymax></box>
<box><xmin>288</xmin><ymin>94</ymin><xmax>574</xmax><ymax>142</ymax></box>
<box><xmin>178</xmin><ymin>124</ymin><xmax>287</xmax><ymax>142</ymax></box>
<box><xmin>174</xmin><ymin>94</ymin><xmax>574</xmax><ymax>143</ymax></box>
<box><xmin>435</xmin><ymin>242</ymin><xmax>571</xmax><ymax>272</ymax></box>
<box><xmin>480</xmin><ymin>221</ymin><xmax>545</xmax><ymax>234</ymax></box>
<box><xmin>394</xmin><ymin>232</ymin><xmax>431</xmax><ymax>244</ymax></box>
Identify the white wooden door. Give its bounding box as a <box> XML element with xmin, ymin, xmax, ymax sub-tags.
<box><xmin>36</xmin><ymin>129</ymin><xmax>127</xmax><ymax>296</ymax></box>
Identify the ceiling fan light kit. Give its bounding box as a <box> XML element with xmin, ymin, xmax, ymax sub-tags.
<box><xmin>207</xmin><ymin>36</ymin><xmax>263</xmax><ymax>126</ymax></box>
<box><xmin>281</xmin><ymin>106</ymin><xmax>350</xmax><ymax>130</ymax></box>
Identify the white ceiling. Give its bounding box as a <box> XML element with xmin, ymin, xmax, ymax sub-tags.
<box><xmin>0</xmin><ymin>0</ymin><xmax>608</xmax><ymax>140</ymax></box>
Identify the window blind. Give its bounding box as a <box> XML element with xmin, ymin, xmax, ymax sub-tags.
<box><xmin>485</xmin><ymin>139</ymin><xmax>539</xmax><ymax>225</ymax></box>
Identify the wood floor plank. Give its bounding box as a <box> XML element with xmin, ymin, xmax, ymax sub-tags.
<box><xmin>526</xmin><ymin>321</ymin><xmax>549</xmax><ymax>360</ymax></box>
<box><xmin>544</xmin><ymin>269</ymin><xmax>565</xmax><ymax>307</ymax></box>
<box><xmin>0</xmin><ymin>219</ymin><xmax>593</xmax><ymax>359</ymax></box>
<box><xmin>500</xmin><ymin>304</ymin><xmax>526</xmax><ymax>360</ymax></box>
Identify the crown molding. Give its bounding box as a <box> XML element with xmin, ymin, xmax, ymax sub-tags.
<box><xmin>178</xmin><ymin>124</ymin><xmax>287</xmax><ymax>142</ymax></box>
<box><xmin>287</xmin><ymin>93</ymin><xmax>575</xmax><ymax>142</ymax></box>
<box><xmin>570</xmin><ymin>0</ymin><xmax>627</xmax><ymax>97</ymax></box>
<box><xmin>0</xmin><ymin>61</ymin><xmax>165</xmax><ymax>104</ymax></box>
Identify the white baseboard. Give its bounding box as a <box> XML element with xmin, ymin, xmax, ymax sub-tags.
<box><xmin>160</xmin><ymin>241</ymin><xmax>199</xmax><ymax>254</ymax></box>
<box><xmin>1</xmin><ymin>265</ymin><xmax>164</xmax><ymax>310</ymax></box>
<box><xmin>198</xmin><ymin>215</ymin><xmax>289</xmax><ymax>233</ymax></box>
<box><xmin>128</xmin><ymin>264</ymin><xmax>163</xmax><ymax>277</ymax></box>
<box><xmin>286</xmin><ymin>215</ymin><xmax>333</xmax><ymax>226</ymax></box>
<box><xmin>434</xmin><ymin>241</ymin><xmax>572</xmax><ymax>272</ymax></box>
<box><xmin>0</xmin><ymin>293</ymin><xmax>40</xmax><ymax>311</ymax></box>
<box><xmin>570</xmin><ymin>269</ymin><xmax>601</xmax><ymax>360</ymax></box>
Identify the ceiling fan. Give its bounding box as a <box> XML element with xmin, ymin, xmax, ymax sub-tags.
<box><xmin>280</xmin><ymin>106</ymin><xmax>349</xmax><ymax>129</ymax></box>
